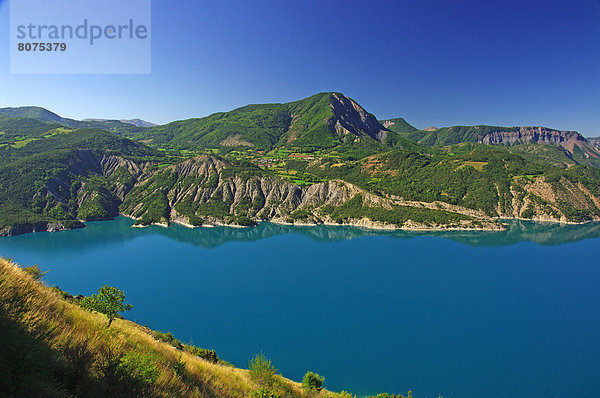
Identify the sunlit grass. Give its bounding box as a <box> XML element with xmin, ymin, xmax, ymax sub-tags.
<box><xmin>0</xmin><ymin>257</ymin><xmax>346</xmax><ymax>397</ymax></box>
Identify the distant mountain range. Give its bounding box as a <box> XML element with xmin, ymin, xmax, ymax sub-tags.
<box><xmin>0</xmin><ymin>106</ymin><xmax>150</xmax><ymax>134</ymax></box>
<box><xmin>2</xmin><ymin>96</ymin><xmax>597</xmax><ymax>163</ymax></box>
<box><xmin>83</xmin><ymin>118</ymin><xmax>157</xmax><ymax>127</ymax></box>
<box><xmin>1</xmin><ymin>92</ymin><xmax>600</xmax><ymax>236</ymax></box>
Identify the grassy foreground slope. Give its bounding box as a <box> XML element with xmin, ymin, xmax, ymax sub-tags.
<box><xmin>0</xmin><ymin>258</ymin><xmax>352</xmax><ymax>398</ymax></box>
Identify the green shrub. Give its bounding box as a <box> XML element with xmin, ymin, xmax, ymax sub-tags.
<box><xmin>184</xmin><ymin>345</ymin><xmax>219</xmax><ymax>363</ymax></box>
<box><xmin>252</xmin><ymin>386</ymin><xmax>280</xmax><ymax>398</ymax></box>
<box><xmin>118</xmin><ymin>352</ymin><xmax>159</xmax><ymax>385</ymax></box>
<box><xmin>249</xmin><ymin>353</ymin><xmax>277</xmax><ymax>387</ymax></box>
<box><xmin>367</xmin><ymin>392</ymin><xmax>413</xmax><ymax>398</ymax></box>
<box><xmin>521</xmin><ymin>206</ymin><xmax>534</xmax><ymax>219</ymax></box>
<box><xmin>154</xmin><ymin>331</ymin><xmax>183</xmax><ymax>349</ymax></box>
<box><xmin>232</xmin><ymin>215</ymin><xmax>257</xmax><ymax>226</ymax></box>
<box><xmin>172</xmin><ymin>354</ymin><xmax>186</xmax><ymax>377</ymax></box>
<box><xmin>302</xmin><ymin>371</ymin><xmax>324</xmax><ymax>391</ymax></box>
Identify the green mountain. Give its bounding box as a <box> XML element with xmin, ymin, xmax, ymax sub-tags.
<box><xmin>0</xmin><ymin>128</ymin><xmax>162</xmax><ymax>235</ymax></box>
<box><xmin>0</xmin><ymin>106</ymin><xmax>68</xmax><ymax>124</ymax></box>
<box><xmin>0</xmin><ymin>107</ymin><xmax>144</xmax><ymax>135</ymax></box>
<box><xmin>1</xmin><ymin>93</ymin><xmax>600</xmax><ymax>236</ymax></box>
<box><xmin>83</xmin><ymin>118</ymin><xmax>157</xmax><ymax>127</ymax></box>
<box><xmin>0</xmin><ymin>116</ymin><xmax>62</xmax><ymax>139</ymax></box>
<box><xmin>383</xmin><ymin>123</ymin><xmax>600</xmax><ymax>167</ymax></box>
<box><xmin>132</xmin><ymin>92</ymin><xmax>406</xmax><ymax>151</ymax></box>
<box><xmin>380</xmin><ymin>117</ymin><xmax>418</xmax><ymax>133</ymax></box>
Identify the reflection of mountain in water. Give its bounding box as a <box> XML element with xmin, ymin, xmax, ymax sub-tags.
<box><xmin>1</xmin><ymin>217</ymin><xmax>600</xmax><ymax>253</ymax></box>
<box><xmin>441</xmin><ymin>220</ymin><xmax>600</xmax><ymax>246</ymax></box>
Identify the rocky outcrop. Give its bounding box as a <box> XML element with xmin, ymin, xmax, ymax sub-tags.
<box><xmin>119</xmin><ymin>156</ymin><xmax>500</xmax><ymax>230</ymax></box>
<box><xmin>329</xmin><ymin>93</ymin><xmax>389</xmax><ymax>142</ymax></box>
<box><xmin>100</xmin><ymin>154</ymin><xmax>146</xmax><ymax>178</ymax></box>
<box><xmin>5</xmin><ymin>151</ymin><xmax>599</xmax><ymax>237</ymax></box>
<box><xmin>479</xmin><ymin>127</ymin><xmax>599</xmax><ymax>159</ymax></box>
<box><xmin>494</xmin><ymin>175</ymin><xmax>600</xmax><ymax>223</ymax></box>
<box><xmin>220</xmin><ymin>134</ymin><xmax>254</xmax><ymax>147</ymax></box>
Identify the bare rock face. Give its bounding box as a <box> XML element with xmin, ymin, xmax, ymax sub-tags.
<box><xmin>100</xmin><ymin>154</ymin><xmax>150</xmax><ymax>200</ymax></box>
<box><xmin>119</xmin><ymin>156</ymin><xmax>501</xmax><ymax>230</ymax></box>
<box><xmin>479</xmin><ymin>127</ymin><xmax>598</xmax><ymax>158</ymax></box>
<box><xmin>101</xmin><ymin>154</ymin><xmax>145</xmax><ymax>178</ymax></box>
<box><xmin>329</xmin><ymin>93</ymin><xmax>388</xmax><ymax>142</ymax></box>
<box><xmin>116</xmin><ymin>154</ymin><xmax>600</xmax><ymax>230</ymax></box>
<box><xmin>589</xmin><ymin>137</ymin><xmax>600</xmax><ymax>151</ymax></box>
<box><xmin>480</xmin><ymin>127</ymin><xmax>579</xmax><ymax>145</ymax></box>
<box><xmin>220</xmin><ymin>134</ymin><xmax>254</xmax><ymax>147</ymax></box>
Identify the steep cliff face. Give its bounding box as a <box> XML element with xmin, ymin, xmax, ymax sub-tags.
<box><xmin>3</xmin><ymin>147</ymin><xmax>600</xmax><ymax>237</ymax></box>
<box><xmin>0</xmin><ymin>150</ymin><xmax>145</xmax><ymax>236</ymax></box>
<box><xmin>119</xmin><ymin>156</ymin><xmax>497</xmax><ymax>230</ymax></box>
<box><xmin>479</xmin><ymin>127</ymin><xmax>599</xmax><ymax>160</ymax></box>
<box><xmin>495</xmin><ymin>175</ymin><xmax>600</xmax><ymax>222</ymax></box>
<box><xmin>328</xmin><ymin>93</ymin><xmax>389</xmax><ymax>142</ymax></box>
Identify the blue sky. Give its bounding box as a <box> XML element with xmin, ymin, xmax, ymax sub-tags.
<box><xmin>0</xmin><ymin>0</ymin><xmax>599</xmax><ymax>136</ymax></box>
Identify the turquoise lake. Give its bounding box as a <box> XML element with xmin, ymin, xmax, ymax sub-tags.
<box><xmin>1</xmin><ymin>217</ymin><xmax>599</xmax><ymax>398</ymax></box>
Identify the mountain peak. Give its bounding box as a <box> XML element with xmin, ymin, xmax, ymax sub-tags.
<box><xmin>380</xmin><ymin>118</ymin><xmax>418</xmax><ymax>134</ymax></box>
<box><xmin>328</xmin><ymin>93</ymin><xmax>388</xmax><ymax>142</ymax></box>
<box><xmin>83</xmin><ymin>118</ymin><xmax>157</xmax><ymax>127</ymax></box>
<box><xmin>142</xmin><ymin>92</ymin><xmax>391</xmax><ymax>150</ymax></box>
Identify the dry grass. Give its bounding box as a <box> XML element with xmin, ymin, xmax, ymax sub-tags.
<box><xmin>454</xmin><ymin>160</ymin><xmax>487</xmax><ymax>172</ymax></box>
<box><xmin>0</xmin><ymin>258</ymin><xmax>345</xmax><ymax>398</ymax></box>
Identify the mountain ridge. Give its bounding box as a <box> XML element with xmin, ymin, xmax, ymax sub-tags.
<box><xmin>5</xmin><ymin>99</ymin><xmax>596</xmax><ymax>169</ymax></box>
<box><xmin>127</xmin><ymin>92</ymin><xmax>399</xmax><ymax>151</ymax></box>
<box><xmin>2</xmin><ymin>93</ymin><xmax>600</xmax><ymax>236</ymax></box>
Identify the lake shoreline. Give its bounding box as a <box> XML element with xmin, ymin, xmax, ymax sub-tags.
<box><xmin>4</xmin><ymin>212</ymin><xmax>600</xmax><ymax>238</ymax></box>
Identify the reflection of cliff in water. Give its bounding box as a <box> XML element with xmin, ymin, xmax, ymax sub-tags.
<box><xmin>143</xmin><ymin>219</ymin><xmax>600</xmax><ymax>248</ymax></box>
<box><xmin>2</xmin><ymin>217</ymin><xmax>600</xmax><ymax>254</ymax></box>
<box><xmin>439</xmin><ymin>220</ymin><xmax>600</xmax><ymax>246</ymax></box>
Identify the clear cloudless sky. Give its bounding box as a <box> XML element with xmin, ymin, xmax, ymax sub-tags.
<box><xmin>0</xmin><ymin>0</ymin><xmax>599</xmax><ymax>135</ymax></box>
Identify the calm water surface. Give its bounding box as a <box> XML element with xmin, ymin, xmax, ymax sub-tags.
<box><xmin>1</xmin><ymin>217</ymin><xmax>599</xmax><ymax>398</ymax></box>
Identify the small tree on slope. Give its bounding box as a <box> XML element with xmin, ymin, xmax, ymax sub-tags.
<box><xmin>81</xmin><ymin>285</ymin><xmax>133</xmax><ymax>327</ymax></box>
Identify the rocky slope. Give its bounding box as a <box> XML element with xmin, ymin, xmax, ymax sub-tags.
<box><xmin>499</xmin><ymin>175</ymin><xmax>600</xmax><ymax>222</ymax></box>
<box><xmin>4</xmin><ymin>149</ymin><xmax>600</xmax><ymax>237</ymax></box>
<box><xmin>479</xmin><ymin>126</ymin><xmax>599</xmax><ymax>159</ymax></box>
<box><xmin>113</xmin><ymin>155</ymin><xmax>600</xmax><ymax>228</ymax></box>
<box><xmin>328</xmin><ymin>93</ymin><xmax>389</xmax><ymax>142</ymax></box>
<box><xmin>119</xmin><ymin>156</ymin><xmax>497</xmax><ymax>230</ymax></box>
<box><xmin>385</xmin><ymin>122</ymin><xmax>600</xmax><ymax>166</ymax></box>
<box><xmin>589</xmin><ymin>137</ymin><xmax>600</xmax><ymax>151</ymax></box>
